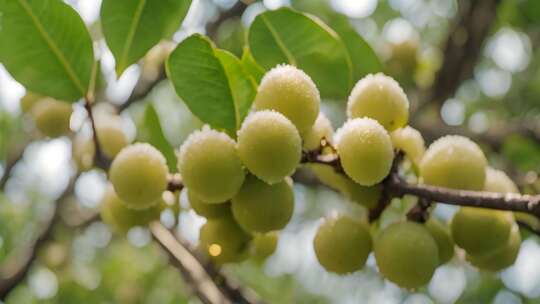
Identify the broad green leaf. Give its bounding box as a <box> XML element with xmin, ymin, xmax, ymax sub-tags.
<box><xmin>0</xmin><ymin>0</ymin><xmax>94</xmax><ymax>101</ymax></box>
<box><xmin>248</xmin><ymin>8</ymin><xmax>352</xmax><ymax>99</ymax></box>
<box><xmin>328</xmin><ymin>15</ymin><xmax>382</xmax><ymax>82</ymax></box>
<box><xmin>241</xmin><ymin>47</ymin><xmax>265</xmax><ymax>84</ymax></box>
<box><xmin>101</xmin><ymin>0</ymin><xmax>192</xmax><ymax>76</ymax></box>
<box><xmin>141</xmin><ymin>104</ymin><xmax>177</xmax><ymax>171</ymax></box>
<box><xmin>167</xmin><ymin>34</ymin><xmax>257</xmax><ymax>134</ymax></box>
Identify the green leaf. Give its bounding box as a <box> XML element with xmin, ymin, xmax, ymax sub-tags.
<box><xmin>101</xmin><ymin>0</ymin><xmax>192</xmax><ymax>76</ymax></box>
<box><xmin>328</xmin><ymin>15</ymin><xmax>382</xmax><ymax>82</ymax></box>
<box><xmin>241</xmin><ymin>47</ymin><xmax>265</xmax><ymax>84</ymax></box>
<box><xmin>167</xmin><ymin>34</ymin><xmax>257</xmax><ymax>134</ymax></box>
<box><xmin>247</xmin><ymin>8</ymin><xmax>352</xmax><ymax>99</ymax></box>
<box><xmin>0</xmin><ymin>0</ymin><xmax>94</xmax><ymax>101</ymax></box>
<box><xmin>141</xmin><ymin>104</ymin><xmax>177</xmax><ymax>171</ymax></box>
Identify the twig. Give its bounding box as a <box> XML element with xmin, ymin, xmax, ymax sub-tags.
<box><xmin>406</xmin><ymin>198</ymin><xmax>432</xmax><ymax>223</ymax></box>
<box><xmin>207</xmin><ymin>1</ymin><xmax>248</xmax><ymax>39</ymax></box>
<box><xmin>117</xmin><ymin>65</ymin><xmax>167</xmax><ymax>112</ymax></box>
<box><xmin>84</xmin><ymin>100</ymin><xmax>110</xmax><ymax>169</ymax></box>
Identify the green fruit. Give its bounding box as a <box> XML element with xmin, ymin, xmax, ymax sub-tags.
<box><xmin>484</xmin><ymin>167</ymin><xmax>519</xmax><ymax>193</ymax></box>
<box><xmin>390</xmin><ymin>126</ymin><xmax>425</xmax><ymax>165</ymax></box>
<box><xmin>32</xmin><ymin>98</ymin><xmax>72</xmax><ymax>138</ymax></box>
<box><xmin>420</xmin><ymin>135</ymin><xmax>487</xmax><ymax>190</ymax></box>
<box><xmin>467</xmin><ymin>223</ymin><xmax>521</xmax><ymax>272</ymax></box>
<box><xmin>231</xmin><ymin>175</ymin><xmax>294</xmax><ymax>233</ymax></box>
<box><xmin>199</xmin><ymin>215</ymin><xmax>251</xmax><ymax>264</ymax></box>
<box><xmin>20</xmin><ymin>92</ymin><xmax>41</xmax><ymax>113</ymax></box>
<box><xmin>336</xmin><ymin>118</ymin><xmax>394</xmax><ymax>186</ymax></box>
<box><xmin>347</xmin><ymin>73</ymin><xmax>409</xmax><ymax>131</ymax></box>
<box><xmin>72</xmin><ymin>133</ymin><xmax>95</xmax><ymax>171</ymax></box>
<box><xmin>426</xmin><ymin>218</ymin><xmax>454</xmax><ymax>264</ymax></box>
<box><xmin>109</xmin><ymin>143</ymin><xmax>168</xmax><ymax>209</ymax></box>
<box><xmin>451</xmin><ymin>207</ymin><xmax>514</xmax><ymax>256</ymax></box>
<box><xmin>251</xmin><ymin>232</ymin><xmax>278</xmax><ymax>261</ymax></box>
<box><xmin>303</xmin><ymin>112</ymin><xmax>333</xmax><ymax>150</ymax></box>
<box><xmin>374</xmin><ymin>222</ymin><xmax>439</xmax><ymax>289</ymax></box>
<box><xmin>188</xmin><ymin>190</ymin><xmax>230</xmax><ymax>219</ymax></box>
<box><xmin>237</xmin><ymin>111</ymin><xmax>301</xmax><ymax>184</ymax></box>
<box><xmin>254</xmin><ymin>64</ymin><xmax>320</xmax><ymax>134</ymax></box>
<box><xmin>100</xmin><ymin>186</ymin><xmax>163</xmax><ymax>234</ymax></box>
<box><xmin>96</xmin><ymin>119</ymin><xmax>128</xmax><ymax>158</ymax></box>
<box><xmin>314</xmin><ymin>215</ymin><xmax>372</xmax><ymax>274</ymax></box>
<box><xmin>178</xmin><ymin>128</ymin><xmax>245</xmax><ymax>203</ymax></box>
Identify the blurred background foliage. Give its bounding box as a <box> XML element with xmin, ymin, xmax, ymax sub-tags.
<box><xmin>0</xmin><ymin>0</ymin><xmax>539</xmax><ymax>303</ymax></box>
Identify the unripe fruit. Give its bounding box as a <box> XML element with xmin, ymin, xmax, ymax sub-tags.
<box><xmin>425</xmin><ymin>218</ymin><xmax>455</xmax><ymax>264</ymax></box>
<box><xmin>199</xmin><ymin>215</ymin><xmax>251</xmax><ymax>264</ymax></box>
<box><xmin>309</xmin><ymin>164</ymin><xmax>381</xmax><ymax>208</ymax></box>
<box><xmin>254</xmin><ymin>64</ymin><xmax>320</xmax><ymax>134</ymax></box>
<box><xmin>335</xmin><ymin>118</ymin><xmax>394</xmax><ymax>186</ymax></box>
<box><xmin>231</xmin><ymin>175</ymin><xmax>294</xmax><ymax>233</ymax></box>
<box><xmin>467</xmin><ymin>223</ymin><xmax>521</xmax><ymax>272</ymax></box>
<box><xmin>100</xmin><ymin>186</ymin><xmax>163</xmax><ymax>234</ymax></box>
<box><xmin>20</xmin><ymin>92</ymin><xmax>41</xmax><ymax>113</ymax></box>
<box><xmin>109</xmin><ymin>143</ymin><xmax>168</xmax><ymax>209</ymax></box>
<box><xmin>484</xmin><ymin>167</ymin><xmax>519</xmax><ymax>193</ymax></box>
<box><xmin>72</xmin><ymin>134</ymin><xmax>95</xmax><ymax>171</ymax></box>
<box><xmin>420</xmin><ymin>135</ymin><xmax>487</xmax><ymax>190</ymax></box>
<box><xmin>390</xmin><ymin>126</ymin><xmax>425</xmax><ymax>165</ymax></box>
<box><xmin>347</xmin><ymin>73</ymin><xmax>409</xmax><ymax>131</ymax></box>
<box><xmin>188</xmin><ymin>190</ymin><xmax>230</xmax><ymax>219</ymax></box>
<box><xmin>303</xmin><ymin>112</ymin><xmax>334</xmax><ymax>150</ymax></box>
<box><xmin>251</xmin><ymin>232</ymin><xmax>278</xmax><ymax>262</ymax></box>
<box><xmin>314</xmin><ymin>215</ymin><xmax>372</xmax><ymax>274</ymax></box>
<box><xmin>237</xmin><ymin>111</ymin><xmax>301</xmax><ymax>184</ymax></box>
<box><xmin>374</xmin><ymin>222</ymin><xmax>439</xmax><ymax>289</ymax></box>
<box><xmin>178</xmin><ymin>128</ymin><xmax>245</xmax><ymax>203</ymax></box>
<box><xmin>96</xmin><ymin>119</ymin><xmax>129</xmax><ymax>158</ymax></box>
<box><xmin>451</xmin><ymin>207</ymin><xmax>514</xmax><ymax>256</ymax></box>
<box><xmin>32</xmin><ymin>98</ymin><xmax>72</xmax><ymax>138</ymax></box>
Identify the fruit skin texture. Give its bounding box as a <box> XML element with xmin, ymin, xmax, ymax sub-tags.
<box><xmin>109</xmin><ymin>143</ymin><xmax>168</xmax><ymax>209</ymax></box>
<box><xmin>96</xmin><ymin>119</ymin><xmax>129</xmax><ymax>158</ymax></box>
<box><xmin>335</xmin><ymin>118</ymin><xmax>394</xmax><ymax>186</ymax></box>
<box><xmin>254</xmin><ymin>64</ymin><xmax>320</xmax><ymax>134</ymax></box>
<box><xmin>309</xmin><ymin>164</ymin><xmax>381</xmax><ymax>208</ymax></box>
<box><xmin>100</xmin><ymin>186</ymin><xmax>163</xmax><ymax>234</ymax></box>
<box><xmin>484</xmin><ymin>167</ymin><xmax>519</xmax><ymax>193</ymax></box>
<box><xmin>420</xmin><ymin>135</ymin><xmax>487</xmax><ymax>190</ymax></box>
<box><xmin>467</xmin><ymin>223</ymin><xmax>521</xmax><ymax>272</ymax></box>
<box><xmin>302</xmin><ymin>112</ymin><xmax>333</xmax><ymax>150</ymax></box>
<box><xmin>199</xmin><ymin>215</ymin><xmax>252</xmax><ymax>264</ymax></box>
<box><xmin>72</xmin><ymin>134</ymin><xmax>95</xmax><ymax>171</ymax></box>
<box><xmin>32</xmin><ymin>98</ymin><xmax>72</xmax><ymax>138</ymax></box>
<box><xmin>188</xmin><ymin>190</ymin><xmax>230</xmax><ymax>219</ymax></box>
<box><xmin>451</xmin><ymin>207</ymin><xmax>514</xmax><ymax>256</ymax></box>
<box><xmin>231</xmin><ymin>175</ymin><xmax>294</xmax><ymax>233</ymax></box>
<box><xmin>178</xmin><ymin>128</ymin><xmax>245</xmax><ymax>203</ymax></box>
<box><xmin>390</xmin><ymin>126</ymin><xmax>425</xmax><ymax>165</ymax></box>
<box><xmin>347</xmin><ymin>73</ymin><xmax>409</xmax><ymax>131</ymax></box>
<box><xmin>20</xmin><ymin>92</ymin><xmax>41</xmax><ymax>113</ymax></box>
<box><xmin>314</xmin><ymin>215</ymin><xmax>372</xmax><ymax>274</ymax></box>
<box><xmin>374</xmin><ymin>221</ymin><xmax>439</xmax><ymax>289</ymax></box>
<box><xmin>426</xmin><ymin>218</ymin><xmax>455</xmax><ymax>264</ymax></box>
<box><xmin>251</xmin><ymin>232</ymin><xmax>278</xmax><ymax>262</ymax></box>
<box><xmin>237</xmin><ymin>111</ymin><xmax>301</xmax><ymax>184</ymax></box>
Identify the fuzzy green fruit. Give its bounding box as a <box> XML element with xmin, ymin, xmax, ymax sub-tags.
<box><xmin>484</xmin><ymin>167</ymin><xmax>519</xmax><ymax>193</ymax></box>
<box><xmin>336</xmin><ymin>118</ymin><xmax>394</xmax><ymax>186</ymax></box>
<box><xmin>254</xmin><ymin>64</ymin><xmax>320</xmax><ymax>134</ymax></box>
<box><xmin>314</xmin><ymin>215</ymin><xmax>372</xmax><ymax>274</ymax></box>
<box><xmin>100</xmin><ymin>186</ymin><xmax>163</xmax><ymax>234</ymax></box>
<box><xmin>374</xmin><ymin>222</ymin><xmax>439</xmax><ymax>289</ymax></box>
<box><xmin>32</xmin><ymin>98</ymin><xmax>72</xmax><ymax>138</ymax></box>
<box><xmin>420</xmin><ymin>135</ymin><xmax>487</xmax><ymax>190</ymax></box>
<box><xmin>72</xmin><ymin>133</ymin><xmax>95</xmax><ymax>171</ymax></box>
<box><xmin>96</xmin><ymin>119</ymin><xmax>129</xmax><ymax>158</ymax></box>
<box><xmin>178</xmin><ymin>128</ymin><xmax>245</xmax><ymax>203</ymax></box>
<box><xmin>231</xmin><ymin>175</ymin><xmax>294</xmax><ymax>233</ymax></box>
<box><xmin>467</xmin><ymin>223</ymin><xmax>521</xmax><ymax>272</ymax></box>
<box><xmin>237</xmin><ymin>111</ymin><xmax>301</xmax><ymax>184</ymax></box>
<box><xmin>390</xmin><ymin>126</ymin><xmax>425</xmax><ymax>165</ymax></box>
<box><xmin>251</xmin><ymin>232</ymin><xmax>278</xmax><ymax>262</ymax></box>
<box><xmin>199</xmin><ymin>215</ymin><xmax>251</xmax><ymax>264</ymax></box>
<box><xmin>109</xmin><ymin>143</ymin><xmax>168</xmax><ymax>209</ymax></box>
<box><xmin>451</xmin><ymin>207</ymin><xmax>514</xmax><ymax>256</ymax></box>
<box><xmin>188</xmin><ymin>190</ymin><xmax>230</xmax><ymax>219</ymax></box>
<box><xmin>347</xmin><ymin>73</ymin><xmax>409</xmax><ymax>131</ymax></box>
<box><xmin>426</xmin><ymin>218</ymin><xmax>455</xmax><ymax>264</ymax></box>
<box><xmin>302</xmin><ymin>112</ymin><xmax>333</xmax><ymax>150</ymax></box>
<box><xmin>20</xmin><ymin>92</ymin><xmax>41</xmax><ymax>113</ymax></box>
